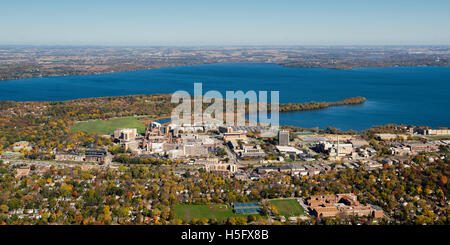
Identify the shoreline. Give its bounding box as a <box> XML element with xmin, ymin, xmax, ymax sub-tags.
<box><xmin>1</xmin><ymin>62</ymin><xmax>450</xmax><ymax>84</ymax></box>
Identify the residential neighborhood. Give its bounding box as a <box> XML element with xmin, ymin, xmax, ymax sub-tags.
<box><xmin>1</xmin><ymin>116</ymin><xmax>449</xmax><ymax>225</ymax></box>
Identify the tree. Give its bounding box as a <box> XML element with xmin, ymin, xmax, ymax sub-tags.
<box><xmin>0</xmin><ymin>204</ymin><xmax>8</xmax><ymax>213</ymax></box>
<box><xmin>270</xmin><ymin>205</ymin><xmax>279</xmax><ymax>216</ymax></box>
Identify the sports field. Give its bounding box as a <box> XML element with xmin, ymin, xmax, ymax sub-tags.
<box><xmin>70</xmin><ymin>117</ymin><xmax>147</xmax><ymax>135</ymax></box>
<box><xmin>269</xmin><ymin>199</ymin><xmax>305</xmax><ymax>217</ymax></box>
<box><xmin>173</xmin><ymin>204</ymin><xmax>258</xmax><ymax>221</ymax></box>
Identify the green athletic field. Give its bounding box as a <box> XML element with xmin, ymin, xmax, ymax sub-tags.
<box><xmin>70</xmin><ymin>117</ymin><xmax>147</xmax><ymax>135</ymax></box>
<box><xmin>269</xmin><ymin>199</ymin><xmax>305</xmax><ymax>217</ymax></box>
<box><xmin>173</xmin><ymin>204</ymin><xmax>260</xmax><ymax>222</ymax></box>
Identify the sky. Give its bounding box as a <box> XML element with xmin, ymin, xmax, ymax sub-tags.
<box><xmin>1</xmin><ymin>0</ymin><xmax>450</xmax><ymax>46</ymax></box>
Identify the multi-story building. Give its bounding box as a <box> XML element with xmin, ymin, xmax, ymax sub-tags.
<box><xmin>223</xmin><ymin>132</ymin><xmax>248</xmax><ymax>141</ymax></box>
<box><xmin>278</xmin><ymin>130</ymin><xmax>290</xmax><ymax>146</ymax></box>
<box><xmin>183</xmin><ymin>144</ymin><xmax>209</xmax><ymax>157</ymax></box>
<box><xmin>306</xmin><ymin>193</ymin><xmax>383</xmax><ymax>219</ymax></box>
<box><xmin>85</xmin><ymin>150</ymin><xmax>111</xmax><ymax>164</ymax></box>
<box><xmin>415</xmin><ymin>128</ymin><xmax>450</xmax><ymax>135</ymax></box>
<box><xmin>114</xmin><ymin>128</ymin><xmax>137</xmax><ymax>141</ymax></box>
<box><xmin>55</xmin><ymin>152</ymin><xmax>85</xmax><ymax>162</ymax></box>
<box><xmin>239</xmin><ymin>145</ymin><xmax>266</xmax><ymax>158</ymax></box>
<box><xmin>205</xmin><ymin>162</ymin><xmax>237</xmax><ymax>174</ymax></box>
<box><xmin>317</xmin><ymin>141</ymin><xmax>353</xmax><ymax>157</ymax></box>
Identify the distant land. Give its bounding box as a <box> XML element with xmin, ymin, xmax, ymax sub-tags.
<box><xmin>0</xmin><ymin>46</ymin><xmax>449</xmax><ymax>81</ymax></box>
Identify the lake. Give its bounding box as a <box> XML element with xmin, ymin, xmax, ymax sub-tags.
<box><xmin>0</xmin><ymin>63</ymin><xmax>449</xmax><ymax>131</ymax></box>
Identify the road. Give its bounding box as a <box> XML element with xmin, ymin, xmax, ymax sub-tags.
<box><xmin>223</xmin><ymin>143</ymin><xmax>237</xmax><ymax>164</ymax></box>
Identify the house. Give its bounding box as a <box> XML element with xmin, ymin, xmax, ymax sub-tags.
<box><xmin>174</xmin><ymin>169</ymin><xmax>186</xmax><ymax>177</ymax></box>
<box><xmin>234</xmin><ymin>173</ymin><xmax>247</xmax><ymax>180</ymax></box>
<box><xmin>15</xmin><ymin>167</ymin><xmax>30</xmax><ymax>178</ymax></box>
<box><xmin>256</xmin><ymin>166</ymin><xmax>279</xmax><ymax>174</ymax></box>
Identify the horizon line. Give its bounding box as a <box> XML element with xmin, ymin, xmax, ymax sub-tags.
<box><xmin>1</xmin><ymin>44</ymin><xmax>450</xmax><ymax>48</ymax></box>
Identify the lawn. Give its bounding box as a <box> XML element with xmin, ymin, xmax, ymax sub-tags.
<box><xmin>424</xmin><ymin>135</ymin><xmax>450</xmax><ymax>140</ymax></box>
<box><xmin>173</xmin><ymin>204</ymin><xmax>258</xmax><ymax>222</ymax></box>
<box><xmin>269</xmin><ymin>199</ymin><xmax>305</xmax><ymax>217</ymax></box>
<box><xmin>70</xmin><ymin>117</ymin><xmax>147</xmax><ymax>135</ymax></box>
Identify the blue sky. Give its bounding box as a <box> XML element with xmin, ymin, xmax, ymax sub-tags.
<box><xmin>1</xmin><ymin>0</ymin><xmax>449</xmax><ymax>45</ymax></box>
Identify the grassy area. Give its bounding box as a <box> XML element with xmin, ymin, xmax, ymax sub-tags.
<box><xmin>70</xmin><ymin>117</ymin><xmax>147</xmax><ymax>135</ymax></box>
<box><xmin>173</xmin><ymin>204</ymin><xmax>259</xmax><ymax>222</ymax></box>
<box><xmin>269</xmin><ymin>199</ymin><xmax>305</xmax><ymax>217</ymax></box>
<box><xmin>424</xmin><ymin>135</ymin><xmax>450</xmax><ymax>140</ymax></box>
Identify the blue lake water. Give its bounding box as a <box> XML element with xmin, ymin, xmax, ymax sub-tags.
<box><xmin>0</xmin><ymin>63</ymin><xmax>449</xmax><ymax>130</ymax></box>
